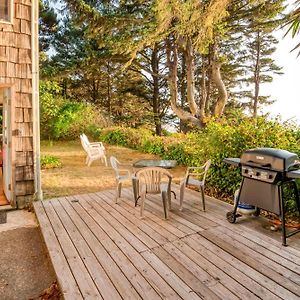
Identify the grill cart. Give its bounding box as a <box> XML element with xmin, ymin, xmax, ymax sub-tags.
<box><xmin>224</xmin><ymin>148</ymin><xmax>300</xmax><ymax>246</ymax></box>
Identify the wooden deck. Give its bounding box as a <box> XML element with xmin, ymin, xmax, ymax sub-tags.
<box><xmin>34</xmin><ymin>186</ymin><xmax>300</xmax><ymax>300</ymax></box>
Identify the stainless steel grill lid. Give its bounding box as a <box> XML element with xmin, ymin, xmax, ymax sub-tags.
<box><xmin>240</xmin><ymin>148</ymin><xmax>299</xmax><ymax>172</ymax></box>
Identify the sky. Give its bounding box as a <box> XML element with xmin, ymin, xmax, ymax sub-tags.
<box><xmin>261</xmin><ymin>14</ymin><xmax>300</xmax><ymax>124</ymax></box>
<box><xmin>262</xmin><ymin>30</ymin><xmax>300</xmax><ymax>123</ymax></box>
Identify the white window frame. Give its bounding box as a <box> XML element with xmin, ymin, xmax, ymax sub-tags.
<box><xmin>0</xmin><ymin>0</ymin><xmax>14</xmax><ymax>24</ymax></box>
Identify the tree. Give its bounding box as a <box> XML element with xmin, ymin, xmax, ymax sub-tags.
<box><xmin>241</xmin><ymin>1</ymin><xmax>284</xmax><ymax>117</ymax></box>
<box><xmin>39</xmin><ymin>0</ymin><xmax>58</xmax><ymax>52</ymax></box>
<box><xmin>285</xmin><ymin>0</ymin><xmax>300</xmax><ymax>56</ymax></box>
<box><xmin>62</xmin><ymin>0</ymin><xmax>231</xmax><ymax>128</ymax></box>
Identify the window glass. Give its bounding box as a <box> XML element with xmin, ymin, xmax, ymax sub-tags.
<box><xmin>0</xmin><ymin>0</ymin><xmax>11</xmax><ymax>22</ymax></box>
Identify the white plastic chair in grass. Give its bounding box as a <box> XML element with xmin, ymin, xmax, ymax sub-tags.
<box><xmin>80</xmin><ymin>134</ymin><xmax>107</xmax><ymax>167</ymax></box>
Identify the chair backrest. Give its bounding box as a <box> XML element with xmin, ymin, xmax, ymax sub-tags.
<box><xmin>110</xmin><ymin>156</ymin><xmax>121</xmax><ymax>177</ymax></box>
<box><xmin>186</xmin><ymin>159</ymin><xmax>211</xmax><ymax>184</ymax></box>
<box><xmin>81</xmin><ymin>133</ymin><xmax>90</xmax><ymax>144</ymax></box>
<box><xmin>136</xmin><ymin>167</ymin><xmax>172</xmax><ymax>194</ymax></box>
<box><xmin>80</xmin><ymin>134</ymin><xmax>89</xmax><ymax>152</ymax></box>
<box><xmin>80</xmin><ymin>133</ymin><xmax>105</xmax><ymax>152</ymax></box>
<box><xmin>202</xmin><ymin>159</ymin><xmax>211</xmax><ymax>183</ymax></box>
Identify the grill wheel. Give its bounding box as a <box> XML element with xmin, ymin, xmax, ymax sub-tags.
<box><xmin>226</xmin><ymin>211</ymin><xmax>236</xmax><ymax>223</ymax></box>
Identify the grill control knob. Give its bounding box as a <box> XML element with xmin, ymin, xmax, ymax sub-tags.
<box><xmin>256</xmin><ymin>172</ymin><xmax>260</xmax><ymax>176</ymax></box>
<box><xmin>268</xmin><ymin>174</ymin><xmax>273</xmax><ymax>179</ymax></box>
<box><xmin>244</xmin><ymin>169</ymin><xmax>249</xmax><ymax>174</ymax></box>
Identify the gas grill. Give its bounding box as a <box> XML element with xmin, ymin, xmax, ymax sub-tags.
<box><xmin>224</xmin><ymin>148</ymin><xmax>300</xmax><ymax>246</ymax></box>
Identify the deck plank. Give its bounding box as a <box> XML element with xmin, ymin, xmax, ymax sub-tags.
<box><xmin>165</xmin><ymin>239</ymin><xmax>256</xmax><ymax>300</ymax></box>
<box><xmin>71</xmin><ymin>194</ymin><xmax>173</xmax><ymax>299</ymax></box>
<box><xmin>95</xmin><ymin>191</ymin><xmax>170</xmax><ymax>246</ymax></box>
<box><xmin>218</xmin><ymin>226</ymin><xmax>300</xmax><ymax>275</ymax></box>
<box><xmin>200</xmin><ymin>228</ymin><xmax>300</xmax><ymax>299</ymax></box>
<box><xmin>189</xmin><ymin>233</ymin><xmax>297</xmax><ymax>299</ymax></box>
<box><xmin>206</xmin><ymin>227</ymin><xmax>300</xmax><ymax>287</ymax></box>
<box><xmin>141</xmin><ymin>249</ymin><xmax>202</xmax><ymax>300</ymax></box>
<box><xmin>59</xmin><ymin>196</ymin><xmax>142</xmax><ymax>299</ymax></box>
<box><xmin>182</xmin><ymin>234</ymin><xmax>280</xmax><ymax>300</ymax></box>
<box><xmin>118</xmin><ymin>189</ymin><xmax>189</xmax><ymax>238</ymax></box>
<box><xmin>33</xmin><ymin>201</ymin><xmax>83</xmax><ymax>300</ymax></box>
<box><xmin>106</xmin><ymin>192</ymin><xmax>179</xmax><ymax>242</ymax></box>
<box><xmin>34</xmin><ymin>186</ymin><xmax>300</xmax><ymax>300</ymax></box>
<box><xmin>42</xmin><ymin>200</ymin><xmax>102</xmax><ymax>299</ymax></box>
<box><xmin>159</xmin><ymin>243</ymin><xmax>238</xmax><ymax>300</ymax></box>
<box><xmin>152</xmin><ymin>246</ymin><xmax>220</xmax><ymax>300</ymax></box>
<box><xmin>52</xmin><ymin>199</ymin><xmax>122</xmax><ymax>300</ymax></box>
<box><xmin>90</xmin><ymin>192</ymin><xmax>160</xmax><ymax>249</ymax></box>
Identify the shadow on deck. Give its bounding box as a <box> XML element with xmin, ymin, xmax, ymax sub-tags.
<box><xmin>34</xmin><ymin>186</ymin><xmax>300</xmax><ymax>300</ymax></box>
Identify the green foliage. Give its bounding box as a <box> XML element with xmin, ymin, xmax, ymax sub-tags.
<box><xmin>285</xmin><ymin>0</ymin><xmax>300</xmax><ymax>56</ymax></box>
<box><xmin>41</xmin><ymin>155</ymin><xmax>62</xmax><ymax>169</ymax></box>
<box><xmin>99</xmin><ymin>117</ymin><xmax>300</xmax><ymax>214</ymax></box>
<box><xmin>40</xmin><ymin>80</ymin><xmax>108</xmax><ymax>140</ymax></box>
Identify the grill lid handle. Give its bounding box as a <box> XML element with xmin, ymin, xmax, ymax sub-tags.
<box><xmin>288</xmin><ymin>161</ymin><xmax>300</xmax><ymax>170</ymax></box>
<box><xmin>246</xmin><ymin>160</ymin><xmax>272</xmax><ymax>168</ymax></box>
<box><xmin>223</xmin><ymin>158</ymin><xmax>240</xmax><ymax>167</ymax></box>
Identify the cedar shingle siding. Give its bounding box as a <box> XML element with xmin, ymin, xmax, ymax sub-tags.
<box><xmin>0</xmin><ymin>0</ymin><xmax>34</xmax><ymax>207</ymax></box>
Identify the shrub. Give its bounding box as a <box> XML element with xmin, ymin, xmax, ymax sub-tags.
<box><xmin>40</xmin><ymin>80</ymin><xmax>108</xmax><ymax>140</ymax></box>
<box><xmin>41</xmin><ymin>155</ymin><xmax>62</xmax><ymax>169</ymax></box>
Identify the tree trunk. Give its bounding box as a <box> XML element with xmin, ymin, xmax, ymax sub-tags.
<box><xmin>185</xmin><ymin>38</ymin><xmax>199</xmax><ymax>117</ymax></box>
<box><xmin>106</xmin><ymin>62</ymin><xmax>111</xmax><ymax>116</ymax></box>
<box><xmin>151</xmin><ymin>43</ymin><xmax>162</xmax><ymax>136</ymax></box>
<box><xmin>166</xmin><ymin>37</ymin><xmax>202</xmax><ymax>127</ymax></box>
<box><xmin>92</xmin><ymin>79</ymin><xmax>97</xmax><ymax>103</ymax></box>
<box><xmin>62</xmin><ymin>79</ymin><xmax>68</xmax><ymax>98</ymax></box>
<box><xmin>179</xmin><ymin>52</ymin><xmax>187</xmax><ymax>132</ymax></box>
<box><xmin>253</xmin><ymin>31</ymin><xmax>260</xmax><ymax>119</ymax></box>
<box><xmin>205</xmin><ymin>46</ymin><xmax>213</xmax><ymax>114</ymax></box>
<box><xmin>211</xmin><ymin>43</ymin><xmax>228</xmax><ymax>117</ymax></box>
<box><xmin>199</xmin><ymin>54</ymin><xmax>207</xmax><ymax>122</ymax></box>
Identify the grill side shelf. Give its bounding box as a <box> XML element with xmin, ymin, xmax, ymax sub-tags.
<box><xmin>223</xmin><ymin>158</ymin><xmax>240</xmax><ymax>167</ymax></box>
<box><xmin>286</xmin><ymin>170</ymin><xmax>300</xmax><ymax>179</ymax></box>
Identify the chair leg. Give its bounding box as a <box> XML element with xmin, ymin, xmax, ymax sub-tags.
<box><xmin>132</xmin><ymin>178</ymin><xmax>139</xmax><ymax>206</ymax></box>
<box><xmin>162</xmin><ymin>191</ymin><xmax>168</xmax><ymax>219</ymax></box>
<box><xmin>179</xmin><ymin>182</ymin><xmax>185</xmax><ymax>211</ymax></box>
<box><xmin>103</xmin><ymin>156</ymin><xmax>108</xmax><ymax>167</ymax></box>
<box><xmin>200</xmin><ymin>185</ymin><xmax>206</xmax><ymax>211</ymax></box>
<box><xmin>140</xmin><ymin>192</ymin><xmax>146</xmax><ymax>219</ymax></box>
<box><xmin>115</xmin><ymin>181</ymin><xmax>122</xmax><ymax>203</ymax></box>
<box><xmin>167</xmin><ymin>189</ymin><xmax>172</xmax><ymax>211</ymax></box>
<box><xmin>87</xmin><ymin>158</ymin><xmax>93</xmax><ymax>167</ymax></box>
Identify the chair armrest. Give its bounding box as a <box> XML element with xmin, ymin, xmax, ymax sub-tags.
<box><xmin>119</xmin><ymin>163</ymin><xmax>134</xmax><ymax>173</ymax></box>
<box><xmin>187</xmin><ymin>166</ymin><xmax>205</xmax><ymax>172</ymax></box>
<box><xmin>90</xmin><ymin>143</ymin><xmax>105</xmax><ymax>149</ymax></box>
<box><xmin>90</xmin><ymin>141</ymin><xmax>104</xmax><ymax>146</ymax></box>
<box><xmin>118</xmin><ymin>168</ymin><xmax>131</xmax><ymax>177</ymax></box>
<box><xmin>118</xmin><ymin>162</ymin><xmax>133</xmax><ymax>168</ymax></box>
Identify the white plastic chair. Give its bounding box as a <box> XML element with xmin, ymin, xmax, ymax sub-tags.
<box><xmin>136</xmin><ymin>167</ymin><xmax>173</xmax><ymax>219</ymax></box>
<box><xmin>110</xmin><ymin>156</ymin><xmax>134</xmax><ymax>203</ymax></box>
<box><xmin>80</xmin><ymin>134</ymin><xmax>107</xmax><ymax>167</ymax></box>
<box><xmin>179</xmin><ymin>159</ymin><xmax>211</xmax><ymax>211</ymax></box>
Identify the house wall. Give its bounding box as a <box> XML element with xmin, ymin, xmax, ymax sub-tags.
<box><xmin>0</xmin><ymin>0</ymin><xmax>35</xmax><ymax>208</ymax></box>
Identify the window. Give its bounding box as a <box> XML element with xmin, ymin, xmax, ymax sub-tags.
<box><xmin>0</xmin><ymin>0</ymin><xmax>12</xmax><ymax>23</ymax></box>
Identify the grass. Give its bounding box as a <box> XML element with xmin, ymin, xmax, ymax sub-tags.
<box><xmin>41</xmin><ymin>140</ymin><xmax>186</xmax><ymax>199</ymax></box>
